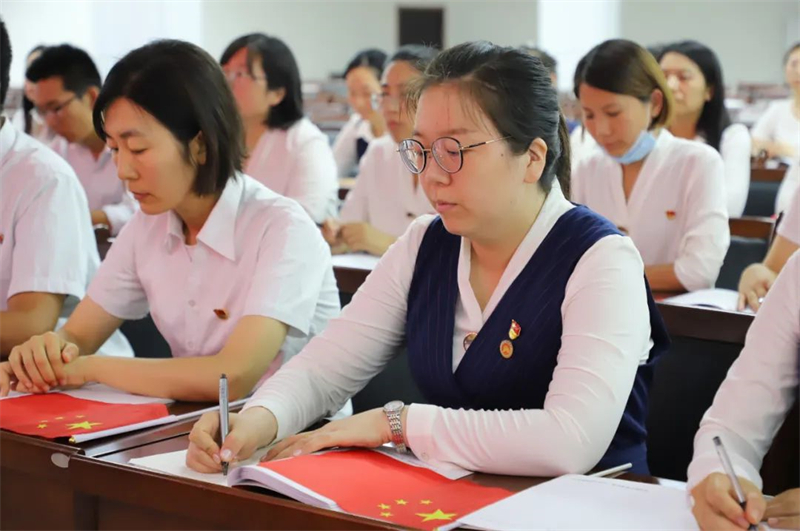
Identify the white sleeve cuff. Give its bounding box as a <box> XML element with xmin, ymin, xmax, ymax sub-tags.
<box><xmin>405</xmin><ymin>403</ymin><xmax>440</xmax><ymax>464</ymax></box>
<box><xmin>687</xmin><ymin>452</ymin><xmax>764</xmax><ymax>492</ymax></box>
<box><xmin>242</xmin><ymin>397</ymin><xmax>302</xmax><ymax>441</ymax></box>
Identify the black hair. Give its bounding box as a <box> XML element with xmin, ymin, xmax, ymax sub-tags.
<box><xmin>26</xmin><ymin>44</ymin><xmax>101</xmax><ymax>95</ymax></box>
<box><xmin>0</xmin><ymin>19</ymin><xmax>10</xmax><ymax>112</ymax></box>
<box><xmin>658</xmin><ymin>40</ymin><xmax>731</xmax><ymax>151</ymax></box>
<box><xmin>21</xmin><ymin>45</ymin><xmax>47</xmax><ymax>134</ymax></box>
<box><xmin>574</xmin><ymin>39</ymin><xmax>674</xmax><ymax>130</ymax></box>
<box><xmin>785</xmin><ymin>42</ymin><xmax>800</xmax><ymax>65</ymax></box>
<box><xmin>220</xmin><ymin>33</ymin><xmax>304</xmax><ymax>130</ymax></box>
<box><xmin>344</xmin><ymin>48</ymin><xmax>387</xmax><ymax>79</ymax></box>
<box><xmin>94</xmin><ymin>39</ymin><xmax>245</xmax><ymax>196</ymax></box>
<box><xmin>388</xmin><ymin>44</ymin><xmax>439</xmax><ymax>73</ymax></box>
<box><xmin>409</xmin><ymin>41</ymin><xmax>570</xmax><ymax>196</ymax></box>
<box><xmin>520</xmin><ymin>46</ymin><xmax>557</xmax><ymax>76</ymax></box>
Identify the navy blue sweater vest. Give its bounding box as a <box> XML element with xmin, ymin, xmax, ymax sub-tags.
<box><xmin>406</xmin><ymin>206</ymin><xmax>669</xmax><ymax>474</ymax></box>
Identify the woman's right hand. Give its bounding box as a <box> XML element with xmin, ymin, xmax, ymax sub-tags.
<box><xmin>737</xmin><ymin>263</ymin><xmax>777</xmax><ymax>311</ymax></box>
<box><xmin>2</xmin><ymin>332</ymin><xmax>80</xmax><ymax>394</ymax></box>
<box><xmin>691</xmin><ymin>472</ymin><xmax>766</xmax><ymax>530</ymax></box>
<box><xmin>186</xmin><ymin>407</ymin><xmax>278</xmax><ymax>473</ymax></box>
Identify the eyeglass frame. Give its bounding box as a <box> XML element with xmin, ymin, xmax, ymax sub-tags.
<box><xmin>223</xmin><ymin>70</ymin><xmax>267</xmax><ymax>84</ymax></box>
<box><xmin>34</xmin><ymin>94</ymin><xmax>78</xmax><ymax>119</ymax></box>
<box><xmin>396</xmin><ymin>136</ymin><xmax>510</xmax><ymax>175</ymax></box>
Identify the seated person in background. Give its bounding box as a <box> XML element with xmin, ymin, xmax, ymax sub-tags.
<box><xmin>658</xmin><ymin>40</ymin><xmax>751</xmax><ymax>217</ymax></box>
<box><xmin>520</xmin><ymin>45</ymin><xmax>579</xmax><ymax>133</ymax></box>
<box><xmin>0</xmin><ymin>40</ymin><xmax>340</xmax><ymax>401</ymax></box>
<box><xmin>221</xmin><ymin>33</ymin><xmax>337</xmax><ymax>223</ymax></box>
<box><xmin>0</xmin><ymin>19</ymin><xmax>132</xmax><ymax>361</ymax></box>
<box><xmin>751</xmin><ymin>42</ymin><xmax>800</xmax><ymax>160</ymax></box>
<box><xmin>10</xmin><ymin>45</ymin><xmax>55</xmax><ymax>142</ymax></box>
<box><xmin>323</xmin><ymin>46</ymin><xmax>438</xmax><ymax>256</ymax></box>
<box><xmin>688</xmin><ymin>250</ymin><xmax>800</xmax><ymax>531</ymax></box>
<box><xmin>572</xmin><ymin>39</ymin><xmax>729</xmax><ymax>293</ymax></box>
<box><xmin>186</xmin><ymin>41</ymin><xmax>667</xmax><ymax>478</ymax></box>
<box><xmin>27</xmin><ymin>44</ymin><xmax>137</xmax><ymax>236</ymax></box>
<box><xmin>738</xmin><ymin>185</ymin><xmax>799</xmax><ymax>311</ymax></box>
<box><xmin>332</xmin><ymin>48</ymin><xmax>387</xmax><ymax>177</ymax></box>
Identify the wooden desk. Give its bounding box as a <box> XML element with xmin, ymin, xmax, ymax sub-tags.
<box><xmin>655</xmin><ymin>302</ymin><xmax>753</xmax><ymax>345</ymax></box>
<box><xmin>751</xmin><ymin>166</ymin><xmax>788</xmax><ymax>183</ymax></box>
<box><xmin>729</xmin><ymin>216</ymin><xmax>775</xmax><ymax>239</ymax></box>
<box><xmin>334</xmin><ymin>265</ymin><xmax>371</xmax><ymax>296</ymax></box>
<box><xmin>70</xmin><ymin>433</ymin><xmax>669</xmax><ymax>531</ymax></box>
<box><xmin>339</xmin><ymin>177</ymin><xmax>356</xmax><ymax>201</ymax></box>
<box><xmin>0</xmin><ymin>401</ymin><xmax>219</xmax><ymax>530</ymax></box>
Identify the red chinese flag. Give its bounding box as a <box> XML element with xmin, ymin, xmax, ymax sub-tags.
<box><xmin>262</xmin><ymin>449</ymin><xmax>512</xmax><ymax>530</ymax></box>
<box><xmin>0</xmin><ymin>393</ymin><xmax>169</xmax><ymax>439</ymax></box>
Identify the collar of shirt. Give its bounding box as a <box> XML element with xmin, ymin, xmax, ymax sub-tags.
<box><xmin>63</xmin><ymin>140</ymin><xmax>113</xmax><ymax>170</ymax></box>
<box><xmin>163</xmin><ymin>174</ymin><xmax>242</xmax><ymax>261</ymax></box>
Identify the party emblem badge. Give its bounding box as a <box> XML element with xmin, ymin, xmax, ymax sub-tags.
<box><xmin>499</xmin><ymin>339</ymin><xmax>514</xmax><ymax>359</ymax></box>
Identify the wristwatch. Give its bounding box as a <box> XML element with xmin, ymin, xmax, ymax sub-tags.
<box><xmin>383</xmin><ymin>400</ymin><xmax>407</xmax><ymax>453</ymax></box>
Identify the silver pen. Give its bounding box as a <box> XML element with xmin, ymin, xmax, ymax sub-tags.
<box><xmin>219</xmin><ymin>374</ymin><xmax>230</xmax><ymax>476</ymax></box>
<box><xmin>713</xmin><ymin>436</ymin><xmax>758</xmax><ymax>531</ymax></box>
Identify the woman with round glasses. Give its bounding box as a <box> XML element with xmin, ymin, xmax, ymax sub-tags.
<box><xmin>572</xmin><ymin>39</ymin><xmax>729</xmax><ymax>293</ymax></box>
<box><xmin>323</xmin><ymin>45</ymin><xmax>437</xmax><ymax>257</ymax></box>
<box><xmin>332</xmin><ymin>49</ymin><xmax>388</xmax><ymax>177</ymax></box>
<box><xmin>220</xmin><ymin>33</ymin><xmax>338</xmax><ymax>224</ymax></box>
<box><xmin>186</xmin><ymin>41</ymin><xmax>666</xmax><ymax>477</ymax></box>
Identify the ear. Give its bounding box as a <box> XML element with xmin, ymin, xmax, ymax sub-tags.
<box><xmin>267</xmin><ymin>86</ymin><xmax>287</xmax><ymax>107</ymax></box>
<box><xmin>85</xmin><ymin>86</ymin><xmax>100</xmax><ymax>108</ymax></box>
<box><xmin>649</xmin><ymin>88</ymin><xmax>664</xmax><ymax>120</ymax></box>
<box><xmin>705</xmin><ymin>85</ymin><xmax>714</xmax><ymax>102</ymax></box>
<box><xmin>523</xmin><ymin>137</ymin><xmax>548</xmax><ymax>184</ymax></box>
<box><xmin>189</xmin><ymin>131</ymin><xmax>207</xmax><ymax>166</ymax></box>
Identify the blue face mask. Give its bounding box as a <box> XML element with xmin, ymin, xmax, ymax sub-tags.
<box><xmin>605</xmin><ymin>130</ymin><xmax>657</xmax><ymax>165</ymax></box>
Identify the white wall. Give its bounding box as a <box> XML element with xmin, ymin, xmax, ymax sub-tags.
<box><xmin>620</xmin><ymin>0</ymin><xmax>800</xmax><ymax>86</ymax></box>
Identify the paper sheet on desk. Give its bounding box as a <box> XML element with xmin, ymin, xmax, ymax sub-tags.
<box><xmin>0</xmin><ymin>383</ymin><xmax>173</xmax><ymax>405</ymax></box>
<box><xmin>330</xmin><ymin>253</ymin><xmax>380</xmax><ymax>271</ymax></box>
<box><xmin>664</xmin><ymin>288</ymin><xmax>753</xmax><ymax>313</ymax></box>
<box><xmin>441</xmin><ymin>474</ymin><xmax>699</xmax><ymax>531</ymax></box>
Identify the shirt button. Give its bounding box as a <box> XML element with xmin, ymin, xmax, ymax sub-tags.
<box><xmin>188</xmin><ymin>300</ymin><xmax>196</xmax><ymax>307</ymax></box>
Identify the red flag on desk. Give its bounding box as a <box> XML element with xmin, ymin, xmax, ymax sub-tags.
<box><xmin>261</xmin><ymin>449</ymin><xmax>512</xmax><ymax>530</ymax></box>
<box><xmin>0</xmin><ymin>393</ymin><xmax>169</xmax><ymax>439</ymax></box>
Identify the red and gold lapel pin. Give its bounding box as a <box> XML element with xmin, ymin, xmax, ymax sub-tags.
<box><xmin>213</xmin><ymin>308</ymin><xmax>229</xmax><ymax>320</ymax></box>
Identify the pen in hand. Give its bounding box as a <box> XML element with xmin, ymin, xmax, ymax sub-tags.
<box><xmin>713</xmin><ymin>436</ymin><xmax>758</xmax><ymax>531</ymax></box>
<box><xmin>219</xmin><ymin>374</ymin><xmax>230</xmax><ymax>477</ymax></box>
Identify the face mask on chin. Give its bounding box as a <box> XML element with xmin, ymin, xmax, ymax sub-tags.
<box><xmin>604</xmin><ymin>129</ymin><xmax>657</xmax><ymax>165</ymax></box>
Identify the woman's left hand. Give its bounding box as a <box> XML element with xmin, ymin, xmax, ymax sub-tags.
<box><xmin>263</xmin><ymin>408</ymin><xmax>394</xmax><ymax>461</ymax></box>
<box><xmin>765</xmin><ymin>488</ymin><xmax>800</xmax><ymax>529</ymax></box>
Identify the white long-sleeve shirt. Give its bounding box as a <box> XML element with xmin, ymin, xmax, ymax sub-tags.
<box><xmin>572</xmin><ymin>129</ymin><xmax>730</xmax><ymax>291</ymax></box>
<box><xmin>338</xmin><ymin>135</ymin><xmax>434</xmax><ymax>237</ymax></box>
<box><xmin>687</xmin><ymin>249</ymin><xmax>800</xmax><ymax>490</ymax></box>
<box><xmin>245</xmin><ymin>118</ymin><xmax>338</xmax><ymax>223</ymax></box>
<box><xmin>331</xmin><ymin>114</ymin><xmax>382</xmax><ymax>177</ymax></box>
<box><xmin>243</xmin><ymin>184</ymin><xmax>652</xmax><ymax>476</ymax></box>
<box><xmin>698</xmin><ymin>124</ymin><xmax>751</xmax><ymax>218</ymax></box>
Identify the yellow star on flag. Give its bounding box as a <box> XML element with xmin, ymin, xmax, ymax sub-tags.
<box><xmin>420</xmin><ymin>499</ymin><xmax>432</xmax><ymax>505</ymax></box>
<box><xmin>378</xmin><ymin>503</ymin><xmax>391</xmax><ymax>510</ymax></box>
<box><xmin>37</xmin><ymin>424</ymin><xmax>47</xmax><ymax>429</ymax></box>
<box><xmin>66</xmin><ymin>421</ymin><xmax>102</xmax><ymax>430</ymax></box>
<box><xmin>380</xmin><ymin>512</ymin><xmax>393</xmax><ymax>517</ymax></box>
<box><xmin>396</xmin><ymin>499</ymin><xmax>408</xmax><ymax>505</ymax></box>
<box><xmin>416</xmin><ymin>509</ymin><xmax>457</xmax><ymax>522</ymax></box>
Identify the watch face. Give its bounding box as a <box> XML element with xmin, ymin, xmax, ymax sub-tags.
<box><xmin>384</xmin><ymin>400</ymin><xmax>404</xmax><ymax>413</ymax></box>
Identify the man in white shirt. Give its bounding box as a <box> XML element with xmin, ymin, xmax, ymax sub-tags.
<box><xmin>26</xmin><ymin>44</ymin><xmax>135</xmax><ymax>236</ymax></box>
<box><xmin>0</xmin><ymin>19</ymin><xmax>131</xmax><ymax>359</ymax></box>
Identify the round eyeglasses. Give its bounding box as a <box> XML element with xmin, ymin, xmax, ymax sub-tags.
<box><xmin>397</xmin><ymin>136</ymin><xmax>509</xmax><ymax>175</ymax></box>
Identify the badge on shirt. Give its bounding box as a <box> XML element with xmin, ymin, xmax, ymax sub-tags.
<box><xmin>499</xmin><ymin>339</ymin><xmax>514</xmax><ymax>359</ymax></box>
<box><xmin>213</xmin><ymin>308</ymin><xmax>229</xmax><ymax>320</ymax></box>
<box><xmin>508</xmin><ymin>320</ymin><xmax>521</xmax><ymax>340</ymax></box>
<box><xmin>665</xmin><ymin>210</ymin><xmax>677</xmax><ymax>220</ymax></box>
<box><xmin>0</xmin><ymin>233</ymin><xmax>4</xmax><ymax>244</ymax></box>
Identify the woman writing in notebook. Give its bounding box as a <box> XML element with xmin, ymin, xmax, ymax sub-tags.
<box><xmin>322</xmin><ymin>45</ymin><xmax>438</xmax><ymax>256</ymax></box>
<box><xmin>571</xmin><ymin>39</ymin><xmax>729</xmax><ymax>292</ymax></box>
<box><xmin>187</xmin><ymin>41</ymin><xmax>668</xmax><ymax>477</ymax></box>
<box><xmin>0</xmin><ymin>40</ymin><xmax>340</xmax><ymax>402</ymax></box>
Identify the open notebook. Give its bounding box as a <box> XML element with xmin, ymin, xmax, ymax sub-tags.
<box><xmin>663</xmin><ymin>288</ymin><xmax>754</xmax><ymax>313</ymax></box>
<box><xmin>131</xmin><ymin>447</ymin><xmax>508</xmax><ymax>530</ymax></box>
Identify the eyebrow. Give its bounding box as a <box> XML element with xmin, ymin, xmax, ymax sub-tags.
<box><xmin>412</xmin><ymin>127</ymin><xmax>477</xmax><ymax>138</ymax></box>
<box><xmin>118</xmin><ymin>129</ymin><xmax>144</xmax><ymax>139</ymax></box>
